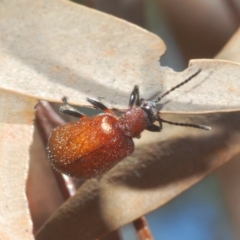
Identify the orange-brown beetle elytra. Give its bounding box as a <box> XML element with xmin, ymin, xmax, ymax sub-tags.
<box><xmin>47</xmin><ymin>69</ymin><xmax>211</xmax><ymax>179</ymax></box>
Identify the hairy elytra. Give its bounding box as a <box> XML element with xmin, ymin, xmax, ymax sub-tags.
<box><xmin>47</xmin><ymin>69</ymin><xmax>211</xmax><ymax>179</ymax></box>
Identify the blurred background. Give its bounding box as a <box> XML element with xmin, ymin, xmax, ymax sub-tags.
<box><xmin>70</xmin><ymin>1</ymin><xmax>240</xmax><ymax>239</ymax></box>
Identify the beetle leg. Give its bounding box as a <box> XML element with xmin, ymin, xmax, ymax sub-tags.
<box><xmin>86</xmin><ymin>97</ymin><xmax>115</xmax><ymax>115</ymax></box>
<box><xmin>129</xmin><ymin>85</ymin><xmax>140</xmax><ymax>108</ymax></box>
<box><xmin>146</xmin><ymin>123</ymin><xmax>162</xmax><ymax>132</ymax></box>
<box><xmin>60</xmin><ymin>97</ymin><xmax>86</xmax><ymax>118</ymax></box>
<box><xmin>157</xmin><ymin>117</ymin><xmax>163</xmax><ymax>131</ymax></box>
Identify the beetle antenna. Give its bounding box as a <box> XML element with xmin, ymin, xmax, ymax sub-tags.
<box><xmin>155</xmin><ymin>69</ymin><xmax>202</xmax><ymax>103</ymax></box>
<box><xmin>160</xmin><ymin>117</ymin><xmax>211</xmax><ymax>131</ymax></box>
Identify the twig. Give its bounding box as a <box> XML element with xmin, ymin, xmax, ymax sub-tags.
<box><xmin>35</xmin><ymin>101</ymin><xmax>76</xmax><ymax>198</ymax></box>
<box><xmin>133</xmin><ymin>216</ymin><xmax>154</xmax><ymax>240</ymax></box>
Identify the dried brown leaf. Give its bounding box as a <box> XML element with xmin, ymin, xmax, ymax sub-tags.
<box><xmin>36</xmin><ymin>111</ymin><xmax>240</xmax><ymax>240</ymax></box>
<box><xmin>0</xmin><ymin>1</ymin><xmax>240</xmax><ymax>112</ymax></box>
<box><xmin>0</xmin><ymin>90</ymin><xmax>36</xmax><ymax>240</ymax></box>
<box><xmin>216</xmin><ymin>28</ymin><xmax>240</xmax><ymax>62</ymax></box>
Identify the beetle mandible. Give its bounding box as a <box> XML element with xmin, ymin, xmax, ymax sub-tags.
<box><xmin>47</xmin><ymin>69</ymin><xmax>210</xmax><ymax>179</ymax></box>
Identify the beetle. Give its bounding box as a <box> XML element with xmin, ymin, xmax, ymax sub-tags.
<box><xmin>47</xmin><ymin>69</ymin><xmax>210</xmax><ymax>179</ymax></box>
